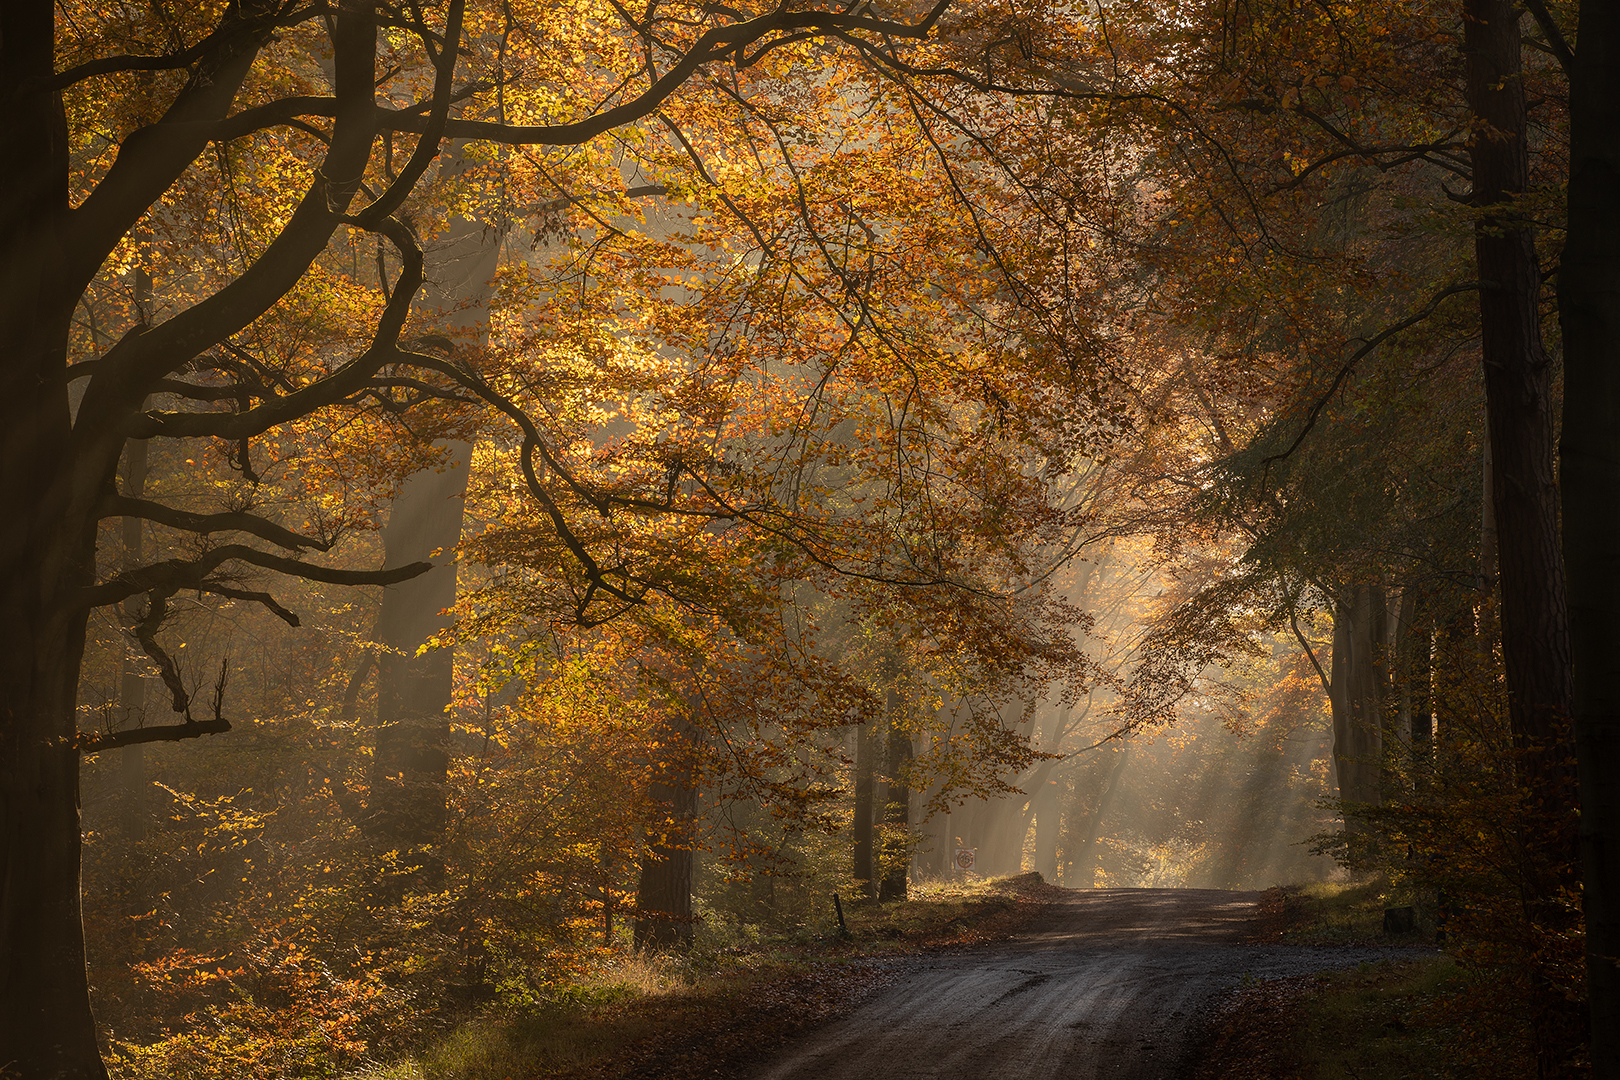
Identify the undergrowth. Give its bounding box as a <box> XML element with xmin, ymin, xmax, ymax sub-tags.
<box><xmin>1201</xmin><ymin>880</ymin><xmax>1536</xmax><ymax>1080</ymax></box>
<box><xmin>1278</xmin><ymin>875</ymin><xmax>1440</xmax><ymax>945</ymax></box>
<box><xmin>332</xmin><ymin>873</ymin><xmax>1049</xmax><ymax>1080</ymax></box>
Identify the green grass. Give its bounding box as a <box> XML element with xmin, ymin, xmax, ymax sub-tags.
<box><xmin>1281</xmin><ymin>875</ymin><xmax>1439</xmax><ymax>945</ymax></box>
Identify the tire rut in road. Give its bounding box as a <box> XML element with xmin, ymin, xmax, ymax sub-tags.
<box><xmin>742</xmin><ymin>887</ymin><xmax>1421</xmax><ymax>1080</ymax></box>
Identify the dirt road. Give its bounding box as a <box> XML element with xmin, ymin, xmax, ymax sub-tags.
<box><xmin>743</xmin><ymin>887</ymin><xmax>1412</xmax><ymax>1080</ymax></box>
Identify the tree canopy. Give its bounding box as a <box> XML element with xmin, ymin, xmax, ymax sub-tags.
<box><xmin>2</xmin><ymin>0</ymin><xmax>1617</xmax><ymax>1077</ymax></box>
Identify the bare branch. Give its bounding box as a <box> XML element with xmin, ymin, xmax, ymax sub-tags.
<box><xmin>132</xmin><ymin>587</ymin><xmax>189</xmax><ymax>712</ymax></box>
<box><xmin>82</xmin><ymin>544</ymin><xmax>432</xmax><ymax>610</ymax></box>
<box><xmin>98</xmin><ymin>493</ymin><xmax>332</xmax><ymax>552</ymax></box>
<box><xmin>75</xmin><ymin>716</ymin><xmax>231</xmax><ymax>755</ymax></box>
<box><xmin>200</xmin><ymin>585</ymin><xmax>301</xmax><ymax>625</ymax></box>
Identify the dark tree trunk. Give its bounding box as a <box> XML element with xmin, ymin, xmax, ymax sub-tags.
<box><xmin>853</xmin><ymin>719</ymin><xmax>875</xmax><ymax>899</ymax></box>
<box><xmin>635</xmin><ymin>711</ymin><xmax>697</xmax><ymax>951</ymax></box>
<box><xmin>1465</xmin><ymin>2</ymin><xmax>1580</xmax><ymax>1072</ymax></box>
<box><xmin>1557</xmin><ymin>1</ymin><xmax>1620</xmax><ymax>1072</ymax></box>
<box><xmin>1330</xmin><ymin>587</ymin><xmax>1386</xmax><ymax>826</ymax></box>
<box><xmin>878</xmin><ymin>688</ymin><xmax>912</xmax><ymax>901</ymax></box>
<box><xmin>0</xmin><ymin>4</ymin><xmax>417</xmax><ymax>1073</ymax></box>
<box><xmin>1465</xmin><ymin>0</ymin><xmax>1577</xmax><ymax>800</ymax></box>
<box><xmin>0</xmin><ymin>6</ymin><xmax>117</xmax><ymax>1074</ymax></box>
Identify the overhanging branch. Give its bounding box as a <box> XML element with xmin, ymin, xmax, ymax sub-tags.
<box><xmin>75</xmin><ymin>716</ymin><xmax>232</xmax><ymax>755</ymax></box>
<box><xmin>98</xmin><ymin>494</ymin><xmax>332</xmax><ymax>552</ymax></box>
<box><xmin>1259</xmin><ymin>281</ymin><xmax>1479</xmax><ymax>471</ymax></box>
<box><xmin>83</xmin><ymin>544</ymin><xmax>433</xmax><ymax>610</ymax></box>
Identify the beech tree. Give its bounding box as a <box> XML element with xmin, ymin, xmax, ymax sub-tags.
<box><xmin>0</xmin><ymin>0</ymin><xmax>1127</xmax><ymax>1073</ymax></box>
<box><xmin>1555</xmin><ymin>1</ymin><xmax>1620</xmax><ymax>1073</ymax></box>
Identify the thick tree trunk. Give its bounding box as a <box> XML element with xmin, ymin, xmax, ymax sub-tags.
<box><xmin>0</xmin><ymin>314</ymin><xmax>113</xmax><ymax>1073</ymax></box>
<box><xmin>1030</xmin><ymin>764</ymin><xmax>1061</xmax><ymax>883</ymax></box>
<box><xmin>635</xmin><ymin>710</ymin><xmax>697</xmax><ymax>951</ymax></box>
<box><xmin>1557</xmin><ymin>2</ymin><xmax>1620</xmax><ymax>1073</ymax></box>
<box><xmin>1069</xmin><ymin>744</ymin><xmax>1129</xmax><ymax>888</ymax></box>
<box><xmin>1465</xmin><ymin>2</ymin><xmax>1580</xmax><ymax>1073</ymax></box>
<box><xmin>367</xmin><ymin>217</ymin><xmax>493</xmax><ymax>855</ymax></box>
<box><xmin>0</xmin><ymin>7</ymin><xmax>118</xmax><ymax>1074</ymax></box>
<box><xmin>367</xmin><ymin>445</ymin><xmax>469</xmax><ymax>853</ymax></box>
<box><xmin>1465</xmin><ymin>0</ymin><xmax>1577</xmax><ymax>801</ymax></box>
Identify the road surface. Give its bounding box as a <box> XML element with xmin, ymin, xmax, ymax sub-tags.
<box><xmin>743</xmin><ymin>887</ymin><xmax>1412</xmax><ymax>1080</ymax></box>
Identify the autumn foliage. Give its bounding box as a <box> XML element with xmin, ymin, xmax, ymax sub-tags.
<box><xmin>1</xmin><ymin>0</ymin><xmax>1611</xmax><ymax>1076</ymax></box>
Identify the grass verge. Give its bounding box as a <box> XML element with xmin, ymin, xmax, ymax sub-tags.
<box><xmin>1272</xmin><ymin>876</ymin><xmax>1440</xmax><ymax>946</ymax></box>
<box><xmin>355</xmin><ymin>873</ymin><xmax>1054</xmax><ymax>1080</ymax></box>
<box><xmin>1195</xmin><ymin>880</ymin><xmax>1534</xmax><ymax>1080</ymax></box>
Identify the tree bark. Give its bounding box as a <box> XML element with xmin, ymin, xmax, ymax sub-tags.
<box><xmin>1465</xmin><ymin>2</ymin><xmax>1580</xmax><ymax>1072</ymax></box>
<box><xmin>0</xmin><ymin>5</ymin><xmax>118</xmax><ymax>1074</ymax></box>
<box><xmin>0</xmin><ymin>6</ymin><xmax>394</xmax><ymax>1071</ymax></box>
<box><xmin>1557</xmin><ymin>1</ymin><xmax>1620</xmax><ymax>1073</ymax></box>
<box><xmin>853</xmin><ymin>718</ymin><xmax>875</xmax><ymax>899</ymax></box>
<box><xmin>1465</xmin><ymin>0</ymin><xmax>1577</xmax><ymax>795</ymax></box>
<box><xmin>1330</xmin><ymin>587</ymin><xmax>1385</xmax><ymax>826</ymax></box>
<box><xmin>634</xmin><ymin>709</ymin><xmax>697</xmax><ymax>951</ymax></box>
<box><xmin>367</xmin><ymin>216</ymin><xmax>494</xmax><ymax>855</ymax></box>
<box><xmin>1030</xmin><ymin>764</ymin><xmax>1061</xmax><ymax>883</ymax></box>
<box><xmin>1068</xmin><ymin>744</ymin><xmax>1129</xmax><ymax>888</ymax></box>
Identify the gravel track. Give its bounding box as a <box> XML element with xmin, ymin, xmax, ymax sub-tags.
<box><xmin>742</xmin><ymin>887</ymin><xmax>1418</xmax><ymax>1080</ymax></box>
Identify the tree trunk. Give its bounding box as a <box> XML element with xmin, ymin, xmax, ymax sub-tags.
<box><xmin>1069</xmin><ymin>744</ymin><xmax>1129</xmax><ymax>888</ymax></box>
<box><xmin>367</xmin><ymin>445</ymin><xmax>468</xmax><ymax>854</ymax></box>
<box><xmin>1557</xmin><ymin>1</ymin><xmax>1620</xmax><ymax>1072</ymax></box>
<box><xmin>367</xmin><ymin>217</ymin><xmax>494</xmax><ymax>856</ymax></box>
<box><xmin>0</xmin><ymin>328</ymin><xmax>111</xmax><ymax>1080</ymax></box>
<box><xmin>635</xmin><ymin>710</ymin><xmax>697</xmax><ymax>951</ymax></box>
<box><xmin>0</xmin><ymin>7</ymin><xmax>118</xmax><ymax>1073</ymax></box>
<box><xmin>853</xmin><ymin>718</ymin><xmax>875</xmax><ymax>899</ymax></box>
<box><xmin>1030</xmin><ymin>764</ymin><xmax>1061</xmax><ymax>883</ymax></box>
<box><xmin>1330</xmin><ymin>587</ymin><xmax>1385</xmax><ymax>826</ymax></box>
<box><xmin>879</xmin><ymin>688</ymin><xmax>912</xmax><ymax>901</ymax></box>
<box><xmin>1465</xmin><ymin>2</ymin><xmax>1580</xmax><ymax>1072</ymax></box>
